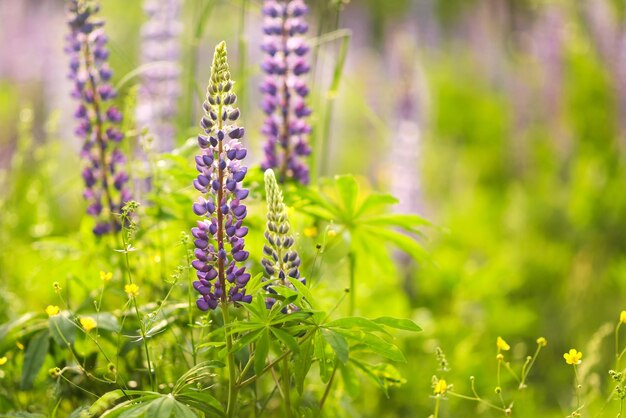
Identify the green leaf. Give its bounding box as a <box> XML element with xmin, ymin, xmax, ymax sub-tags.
<box><xmin>270</xmin><ymin>327</ymin><xmax>299</xmax><ymax>353</ymax></box>
<box><xmin>20</xmin><ymin>330</ymin><xmax>50</xmax><ymax>390</ymax></box>
<box><xmin>288</xmin><ymin>277</ymin><xmax>315</xmax><ymax>308</ymax></box>
<box><xmin>95</xmin><ymin>313</ymin><xmax>121</xmax><ymax>332</ymax></box>
<box><xmin>230</xmin><ymin>328</ymin><xmax>264</xmax><ymax>353</ymax></box>
<box><xmin>314</xmin><ymin>331</ymin><xmax>332</xmax><ymax>383</ymax></box>
<box><xmin>350</xmin><ymin>359</ymin><xmax>388</xmax><ymax>397</ymax></box>
<box><xmin>254</xmin><ymin>330</ymin><xmax>270</xmax><ymax>375</ymax></box>
<box><xmin>295</xmin><ymin>335</ymin><xmax>314</xmax><ymax>395</ymax></box>
<box><xmin>176</xmin><ymin>390</ymin><xmax>225</xmax><ymax>417</ymax></box>
<box><xmin>171</xmin><ymin>399</ymin><xmax>200</xmax><ymax>418</ymax></box>
<box><xmin>333</xmin><ymin>329</ymin><xmax>406</xmax><ymax>362</ymax></box>
<box><xmin>321</xmin><ymin>329</ymin><xmax>349</xmax><ymax>364</ymax></box>
<box><xmin>354</xmin><ymin>193</ymin><xmax>398</xmax><ymax>218</ymax></box>
<box><xmin>146</xmin><ymin>396</ymin><xmax>175</xmax><ymax>417</ymax></box>
<box><xmin>372</xmin><ymin>317</ymin><xmax>422</xmax><ymax>332</ymax></box>
<box><xmin>325</xmin><ymin>317</ymin><xmax>388</xmax><ymax>334</ymax></box>
<box><xmin>335</xmin><ymin>175</ymin><xmax>358</xmax><ymax>217</ymax></box>
<box><xmin>339</xmin><ymin>362</ymin><xmax>360</xmax><ymax>398</ymax></box>
<box><xmin>363</xmin><ymin>226</ymin><xmax>428</xmax><ymax>262</ymax></box>
<box><xmin>49</xmin><ymin>314</ymin><xmax>76</xmax><ymax>346</ymax></box>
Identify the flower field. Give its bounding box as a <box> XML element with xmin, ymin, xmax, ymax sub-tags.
<box><xmin>2</xmin><ymin>0</ymin><xmax>626</xmax><ymax>417</ymax></box>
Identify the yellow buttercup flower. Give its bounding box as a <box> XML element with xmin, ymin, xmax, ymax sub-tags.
<box><xmin>620</xmin><ymin>311</ymin><xmax>626</xmax><ymax>324</ymax></box>
<box><xmin>125</xmin><ymin>283</ymin><xmax>139</xmax><ymax>298</ymax></box>
<box><xmin>434</xmin><ymin>379</ymin><xmax>447</xmax><ymax>395</ymax></box>
<box><xmin>303</xmin><ymin>226</ymin><xmax>318</xmax><ymax>238</ymax></box>
<box><xmin>536</xmin><ymin>337</ymin><xmax>548</xmax><ymax>347</ymax></box>
<box><xmin>563</xmin><ymin>348</ymin><xmax>582</xmax><ymax>365</ymax></box>
<box><xmin>45</xmin><ymin>305</ymin><xmax>60</xmax><ymax>317</ymax></box>
<box><xmin>497</xmin><ymin>336</ymin><xmax>510</xmax><ymax>351</ymax></box>
<box><xmin>100</xmin><ymin>271</ymin><xmax>113</xmax><ymax>282</ymax></box>
<box><xmin>80</xmin><ymin>317</ymin><xmax>97</xmax><ymax>333</ymax></box>
<box><xmin>0</xmin><ymin>357</ymin><xmax>7</xmax><ymax>366</ymax></box>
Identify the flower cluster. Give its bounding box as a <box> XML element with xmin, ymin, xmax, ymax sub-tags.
<box><xmin>192</xmin><ymin>42</ymin><xmax>251</xmax><ymax>311</ymax></box>
<box><xmin>66</xmin><ymin>0</ymin><xmax>131</xmax><ymax>235</ymax></box>
<box><xmin>136</xmin><ymin>0</ymin><xmax>182</xmax><ymax>150</ymax></box>
<box><xmin>260</xmin><ymin>0</ymin><xmax>312</xmax><ymax>184</ymax></box>
<box><xmin>262</xmin><ymin>169</ymin><xmax>304</xmax><ymax>308</ymax></box>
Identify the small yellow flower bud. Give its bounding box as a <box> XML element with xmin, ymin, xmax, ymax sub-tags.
<box><xmin>327</xmin><ymin>229</ymin><xmax>337</xmax><ymax>238</ymax></box>
<box><xmin>536</xmin><ymin>337</ymin><xmax>547</xmax><ymax>347</ymax></box>
<box><xmin>49</xmin><ymin>367</ymin><xmax>62</xmax><ymax>378</ymax></box>
<box><xmin>100</xmin><ymin>271</ymin><xmax>113</xmax><ymax>282</ymax></box>
<box><xmin>620</xmin><ymin>311</ymin><xmax>626</xmax><ymax>324</ymax></box>
<box><xmin>0</xmin><ymin>357</ymin><xmax>7</xmax><ymax>366</ymax></box>
<box><xmin>16</xmin><ymin>341</ymin><xmax>24</xmax><ymax>351</ymax></box>
<box><xmin>495</xmin><ymin>386</ymin><xmax>502</xmax><ymax>394</ymax></box>
<box><xmin>497</xmin><ymin>336</ymin><xmax>510</xmax><ymax>351</ymax></box>
<box><xmin>496</xmin><ymin>353</ymin><xmax>504</xmax><ymax>361</ymax></box>
<box><xmin>125</xmin><ymin>283</ymin><xmax>139</xmax><ymax>298</ymax></box>
<box><xmin>79</xmin><ymin>317</ymin><xmax>97</xmax><ymax>333</ymax></box>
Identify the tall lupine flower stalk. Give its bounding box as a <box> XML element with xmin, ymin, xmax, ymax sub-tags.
<box><xmin>136</xmin><ymin>0</ymin><xmax>182</xmax><ymax>150</ymax></box>
<box><xmin>191</xmin><ymin>42</ymin><xmax>252</xmax><ymax>311</ymax></box>
<box><xmin>66</xmin><ymin>0</ymin><xmax>131</xmax><ymax>235</ymax></box>
<box><xmin>260</xmin><ymin>0</ymin><xmax>312</xmax><ymax>184</ymax></box>
<box><xmin>262</xmin><ymin>169</ymin><xmax>304</xmax><ymax>309</ymax></box>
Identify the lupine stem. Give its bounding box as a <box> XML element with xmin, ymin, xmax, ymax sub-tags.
<box><xmin>348</xmin><ymin>251</ymin><xmax>356</xmax><ymax>315</ymax></box>
<box><xmin>185</xmin><ymin>246</ymin><xmax>197</xmax><ymax>366</ymax></box>
<box><xmin>222</xmin><ymin>306</ymin><xmax>239</xmax><ymax>418</ymax></box>
<box><xmin>319</xmin><ymin>361</ymin><xmax>339</xmax><ymax>411</ymax></box>
<box><xmin>281</xmin><ymin>356</ymin><xmax>293</xmax><ymax>418</ymax></box>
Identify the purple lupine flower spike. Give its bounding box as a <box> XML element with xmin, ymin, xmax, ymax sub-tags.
<box><xmin>136</xmin><ymin>0</ymin><xmax>182</xmax><ymax>151</ymax></box>
<box><xmin>192</xmin><ymin>42</ymin><xmax>252</xmax><ymax>311</ymax></box>
<box><xmin>66</xmin><ymin>0</ymin><xmax>131</xmax><ymax>235</ymax></box>
<box><xmin>260</xmin><ymin>0</ymin><xmax>312</xmax><ymax>185</ymax></box>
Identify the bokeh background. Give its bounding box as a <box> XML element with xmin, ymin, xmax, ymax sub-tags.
<box><xmin>3</xmin><ymin>0</ymin><xmax>626</xmax><ymax>416</ymax></box>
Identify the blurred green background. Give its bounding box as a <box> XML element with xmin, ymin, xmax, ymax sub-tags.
<box><xmin>3</xmin><ymin>0</ymin><xmax>626</xmax><ymax>416</ymax></box>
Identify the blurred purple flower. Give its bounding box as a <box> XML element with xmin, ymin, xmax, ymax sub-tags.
<box><xmin>192</xmin><ymin>42</ymin><xmax>252</xmax><ymax>311</ymax></box>
<box><xmin>260</xmin><ymin>0</ymin><xmax>312</xmax><ymax>184</ymax></box>
<box><xmin>136</xmin><ymin>0</ymin><xmax>182</xmax><ymax>151</ymax></box>
<box><xmin>65</xmin><ymin>0</ymin><xmax>131</xmax><ymax>235</ymax></box>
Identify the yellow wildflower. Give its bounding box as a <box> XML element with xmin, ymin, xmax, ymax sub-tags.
<box><xmin>45</xmin><ymin>305</ymin><xmax>60</xmax><ymax>317</ymax></box>
<box><xmin>327</xmin><ymin>229</ymin><xmax>337</xmax><ymax>238</ymax></box>
<box><xmin>536</xmin><ymin>337</ymin><xmax>548</xmax><ymax>347</ymax></box>
<box><xmin>620</xmin><ymin>311</ymin><xmax>626</xmax><ymax>324</ymax></box>
<box><xmin>563</xmin><ymin>348</ymin><xmax>582</xmax><ymax>365</ymax></box>
<box><xmin>80</xmin><ymin>317</ymin><xmax>97</xmax><ymax>333</ymax></box>
<box><xmin>497</xmin><ymin>336</ymin><xmax>510</xmax><ymax>351</ymax></box>
<box><xmin>0</xmin><ymin>357</ymin><xmax>7</xmax><ymax>366</ymax></box>
<box><xmin>303</xmin><ymin>226</ymin><xmax>318</xmax><ymax>238</ymax></box>
<box><xmin>100</xmin><ymin>271</ymin><xmax>113</xmax><ymax>282</ymax></box>
<box><xmin>16</xmin><ymin>341</ymin><xmax>24</xmax><ymax>350</ymax></box>
<box><xmin>434</xmin><ymin>379</ymin><xmax>447</xmax><ymax>395</ymax></box>
<box><xmin>125</xmin><ymin>283</ymin><xmax>139</xmax><ymax>298</ymax></box>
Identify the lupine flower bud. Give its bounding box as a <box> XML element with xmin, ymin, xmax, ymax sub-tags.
<box><xmin>136</xmin><ymin>0</ymin><xmax>182</xmax><ymax>150</ymax></box>
<box><xmin>66</xmin><ymin>0</ymin><xmax>131</xmax><ymax>235</ymax></box>
<box><xmin>262</xmin><ymin>169</ymin><xmax>304</xmax><ymax>309</ymax></box>
<box><xmin>260</xmin><ymin>0</ymin><xmax>312</xmax><ymax>184</ymax></box>
<box><xmin>192</xmin><ymin>42</ymin><xmax>252</xmax><ymax>311</ymax></box>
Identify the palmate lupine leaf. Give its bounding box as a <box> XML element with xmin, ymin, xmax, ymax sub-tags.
<box><xmin>294</xmin><ymin>174</ymin><xmax>429</xmax><ymax>261</ymax></box>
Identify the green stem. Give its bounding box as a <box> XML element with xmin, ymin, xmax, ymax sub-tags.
<box><xmin>617</xmin><ymin>322</ymin><xmax>622</xmax><ymax>371</ymax></box>
<box><xmin>121</xmin><ymin>229</ymin><xmax>155</xmax><ymax>391</ymax></box>
<box><xmin>185</xmin><ymin>247</ymin><xmax>197</xmax><ymax>366</ymax></box>
<box><xmin>281</xmin><ymin>356</ymin><xmax>293</xmax><ymax>418</ymax></box>
<box><xmin>319</xmin><ymin>361</ymin><xmax>338</xmax><ymax>412</ymax></box>
<box><xmin>223</xmin><ymin>307</ymin><xmax>239</xmax><ymax>418</ymax></box>
<box><xmin>434</xmin><ymin>396</ymin><xmax>440</xmax><ymax>418</ymax></box>
<box><xmin>348</xmin><ymin>251</ymin><xmax>356</xmax><ymax>315</ymax></box>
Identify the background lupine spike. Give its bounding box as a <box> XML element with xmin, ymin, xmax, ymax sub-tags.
<box><xmin>66</xmin><ymin>0</ymin><xmax>132</xmax><ymax>235</ymax></box>
<box><xmin>260</xmin><ymin>0</ymin><xmax>312</xmax><ymax>185</ymax></box>
<box><xmin>262</xmin><ymin>169</ymin><xmax>304</xmax><ymax>309</ymax></box>
<box><xmin>136</xmin><ymin>0</ymin><xmax>182</xmax><ymax>151</ymax></box>
<box><xmin>191</xmin><ymin>41</ymin><xmax>252</xmax><ymax>311</ymax></box>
